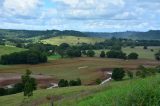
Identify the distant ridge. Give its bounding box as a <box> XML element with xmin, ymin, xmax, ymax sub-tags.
<box><xmin>0</xmin><ymin>29</ymin><xmax>160</xmax><ymax>40</ymax></box>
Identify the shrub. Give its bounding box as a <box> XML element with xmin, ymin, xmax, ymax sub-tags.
<box><xmin>111</xmin><ymin>68</ymin><xmax>125</xmax><ymax>81</ymax></box>
<box><xmin>155</xmin><ymin>50</ymin><xmax>160</xmax><ymax>61</ymax></box>
<box><xmin>0</xmin><ymin>88</ymin><xmax>7</xmax><ymax>96</ymax></box>
<box><xmin>128</xmin><ymin>52</ymin><xmax>138</xmax><ymax>59</ymax></box>
<box><xmin>100</xmin><ymin>51</ymin><xmax>105</xmax><ymax>58</ymax></box>
<box><xmin>143</xmin><ymin>46</ymin><xmax>148</xmax><ymax>49</ymax></box>
<box><xmin>126</xmin><ymin>71</ymin><xmax>133</xmax><ymax>79</ymax></box>
<box><xmin>87</xmin><ymin>50</ymin><xmax>95</xmax><ymax>57</ymax></box>
<box><xmin>96</xmin><ymin>78</ymin><xmax>102</xmax><ymax>84</ymax></box>
<box><xmin>58</xmin><ymin>79</ymin><xmax>69</xmax><ymax>87</ymax></box>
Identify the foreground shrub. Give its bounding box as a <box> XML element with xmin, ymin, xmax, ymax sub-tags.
<box><xmin>111</xmin><ymin>68</ymin><xmax>125</xmax><ymax>81</ymax></box>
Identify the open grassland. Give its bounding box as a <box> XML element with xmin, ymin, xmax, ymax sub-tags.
<box><xmin>0</xmin><ymin>74</ymin><xmax>159</xmax><ymax>106</ymax></box>
<box><xmin>42</xmin><ymin>36</ymin><xmax>105</xmax><ymax>45</ymax></box>
<box><xmin>0</xmin><ymin>45</ymin><xmax>26</xmax><ymax>56</ymax></box>
<box><xmin>95</xmin><ymin>46</ymin><xmax>160</xmax><ymax>60</ymax></box>
<box><xmin>0</xmin><ymin>57</ymin><xmax>159</xmax><ymax>85</ymax></box>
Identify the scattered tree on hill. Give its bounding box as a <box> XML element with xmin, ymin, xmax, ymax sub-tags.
<box><xmin>111</xmin><ymin>68</ymin><xmax>125</xmax><ymax>81</ymax></box>
<box><xmin>143</xmin><ymin>46</ymin><xmax>148</xmax><ymax>49</ymax></box>
<box><xmin>106</xmin><ymin>50</ymin><xmax>126</xmax><ymax>59</ymax></box>
<box><xmin>66</xmin><ymin>48</ymin><xmax>81</xmax><ymax>57</ymax></box>
<box><xmin>100</xmin><ymin>51</ymin><xmax>105</xmax><ymax>58</ymax></box>
<box><xmin>87</xmin><ymin>50</ymin><xmax>95</xmax><ymax>57</ymax></box>
<box><xmin>128</xmin><ymin>52</ymin><xmax>139</xmax><ymax>59</ymax></box>
<box><xmin>21</xmin><ymin>70</ymin><xmax>37</xmax><ymax>97</ymax></box>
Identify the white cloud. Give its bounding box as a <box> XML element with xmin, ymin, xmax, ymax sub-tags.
<box><xmin>2</xmin><ymin>0</ymin><xmax>41</xmax><ymax>16</ymax></box>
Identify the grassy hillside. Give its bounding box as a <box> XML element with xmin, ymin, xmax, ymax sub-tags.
<box><xmin>0</xmin><ymin>45</ymin><xmax>26</xmax><ymax>56</ymax></box>
<box><xmin>95</xmin><ymin>46</ymin><xmax>160</xmax><ymax>60</ymax></box>
<box><xmin>0</xmin><ymin>74</ymin><xmax>159</xmax><ymax>106</ymax></box>
<box><xmin>42</xmin><ymin>36</ymin><xmax>105</xmax><ymax>45</ymax></box>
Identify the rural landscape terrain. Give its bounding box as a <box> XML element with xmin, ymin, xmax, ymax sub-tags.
<box><xmin>0</xmin><ymin>0</ymin><xmax>160</xmax><ymax>106</ymax></box>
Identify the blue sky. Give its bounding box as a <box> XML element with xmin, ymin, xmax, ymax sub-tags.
<box><xmin>0</xmin><ymin>0</ymin><xmax>160</xmax><ymax>32</ymax></box>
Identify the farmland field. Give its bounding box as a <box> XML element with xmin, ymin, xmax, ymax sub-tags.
<box><xmin>0</xmin><ymin>45</ymin><xmax>26</xmax><ymax>56</ymax></box>
<box><xmin>95</xmin><ymin>46</ymin><xmax>160</xmax><ymax>60</ymax></box>
<box><xmin>42</xmin><ymin>36</ymin><xmax>105</xmax><ymax>45</ymax></box>
<box><xmin>0</xmin><ymin>74</ymin><xmax>159</xmax><ymax>106</ymax></box>
<box><xmin>0</xmin><ymin>57</ymin><xmax>159</xmax><ymax>86</ymax></box>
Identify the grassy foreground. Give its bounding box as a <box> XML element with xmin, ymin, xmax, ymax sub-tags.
<box><xmin>42</xmin><ymin>36</ymin><xmax>105</xmax><ymax>45</ymax></box>
<box><xmin>0</xmin><ymin>75</ymin><xmax>160</xmax><ymax>106</ymax></box>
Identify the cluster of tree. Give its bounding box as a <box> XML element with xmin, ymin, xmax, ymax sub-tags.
<box><xmin>0</xmin><ymin>50</ymin><xmax>47</xmax><ymax>65</ymax></box>
<box><xmin>0</xmin><ymin>70</ymin><xmax>37</xmax><ymax>97</ymax></box>
<box><xmin>100</xmin><ymin>50</ymin><xmax>138</xmax><ymax>60</ymax></box>
<box><xmin>106</xmin><ymin>50</ymin><xmax>127</xmax><ymax>59</ymax></box>
<box><xmin>58</xmin><ymin>78</ymin><xmax>82</xmax><ymax>87</ymax></box>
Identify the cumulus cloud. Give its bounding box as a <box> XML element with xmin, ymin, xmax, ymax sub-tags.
<box><xmin>0</xmin><ymin>0</ymin><xmax>160</xmax><ymax>31</ymax></box>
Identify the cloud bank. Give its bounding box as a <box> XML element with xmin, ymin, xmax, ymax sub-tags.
<box><xmin>0</xmin><ymin>0</ymin><xmax>159</xmax><ymax>32</ymax></box>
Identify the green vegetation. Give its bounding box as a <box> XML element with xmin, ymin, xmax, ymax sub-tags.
<box><xmin>42</xmin><ymin>36</ymin><xmax>105</xmax><ymax>45</ymax></box>
<box><xmin>95</xmin><ymin>46</ymin><xmax>160</xmax><ymax>60</ymax></box>
<box><xmin>0</xmin><ymin>45</ymin><xmax>26</xmax><ymax>56</ymax></box>
<box><xmin>111</xmin><ymin>68</ymin><xmax>125</xmax><ymax>81</ymax></box>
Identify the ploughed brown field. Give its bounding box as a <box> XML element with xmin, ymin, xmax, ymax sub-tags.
<box><xmin>0</xmin><ymin>57</ymin><xmax>159</xmax><ymax>87</ymax></box>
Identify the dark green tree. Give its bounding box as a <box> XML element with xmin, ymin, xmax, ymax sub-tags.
<box><xmin>100</xmin><ymin>51</ymin><xmax>105</xmax><ymax>58</ymax></box>
<box><xmin>128</xmin><ymin>52</ymin><xmax>139</xmax><ymax>59</ymax></box>
<box><xmin>111</xmin><ymin>68</ymin><xmax>125</xmax><ymax>81</ymax></box>
<box><xmin>87</xmin><ymin>50</ymin><xmax>95</xmax><ymax>57</ymax></box>
<box><xmin>21</xmin><ymin>70</ymin><xmax>37</xmax><ymax>97</ymax></box>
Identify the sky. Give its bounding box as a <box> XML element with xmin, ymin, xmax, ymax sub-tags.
<box><xmin>0</xmin><ymin>0</ymin><xmax>160</xmax><ymax>32</ymax></box>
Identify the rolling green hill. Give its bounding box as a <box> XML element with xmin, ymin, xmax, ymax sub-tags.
<box><xmin>0</xmin><ymin>45</ymin><xmax>26</xmax><ymax>56</ymax></box>
<box><xmin>42</xmin><ymin>36</ymin><xmax>105</xmax><ymax>45</ymax></box>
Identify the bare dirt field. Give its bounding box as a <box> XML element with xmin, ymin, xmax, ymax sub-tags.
<box><xmin>0</xmin><ymin>57</ymin><xmax>159</xmax><ymax>86</ymax></box>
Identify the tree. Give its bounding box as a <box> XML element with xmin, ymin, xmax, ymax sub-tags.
<box><xmin>87</xmin><ymin>50</ymin><xmax>95</xmax><ymax>57</ymax></box>
<box><xmin>155</xmin><ymin>50</ymin><xmax>160</xmax><ymax>61</ymax></box>
<box><xmin>0</xmin><ymin>88</ymin><xmax>7</xmax><ymax>96</ymax></box>
<box><xmin>106</xmin><ymin>50</ymin><xmax>126</xmax><ymax>59</ymax></box>
<box><xmin>100</xmin><ymin>51</ymin><xmax>105</xmax><ymax>58</ymax></box>
<box><xmin>58</xmin><ymin>79</ymin><xmax>69</xmax><ymax>87</ymax></box>
<box><xmin>21</xmin><ymin>70</ymin><xmax>37</xmax><ymax>97</ymax></box>
<box><xmin>143</xmin><ymin>46</ymin><xmax>148</xmax><ymax>49</ymax></box>
<box><xmin>128</xmin><ymin>52</ymin><xmax>139</xmax><ymax>59</ymax></box>
<box><xmin>111</xmin><ymin>68</ymin><xmax>125</xmax><ymax>81</ymax></box>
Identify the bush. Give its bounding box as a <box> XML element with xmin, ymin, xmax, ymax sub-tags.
<box><xmin>0</xmin><ymin>88</ymin><xmax>7</xmax><ymax>96</ymax></box>
<box><xmin>69</xmin><ymin>78</ymin><xmax>82</xmax><ymax>86</ymax></box>
<box><xmin>155</xmin><ymin>50</ymin><xmax>160</xmax><ymax>61</ymax></box>
<box><xmin>87</xmin><ymin>50</ymin><xmax>95</xmax><ymax>57</ymax></box>
<box><xmin>111</xmin><ymin>68</ymin><xmax>125</xmax><ymax>81</ymax></box>
<box><xmin>143</xmin><ymin>46</ymin><xmax>148</xmax><ymax>49</ymax></box>
<box><xmin>136</xmin><ymin>66</ymin><xmax>157</xmax><ymax>78</ymax></box>
<box><xmin>100</xmin><ymin>51</ymin><xmax>105</xmax><ymax>58</ymax></box>
<box><xmin>58</xmin><ymin>79</ymin><xmax>69</xmax><ymax>87</ymax></box>
<box><xmin>106</xmin><ymin>50</ymin><xmax>126</xmax><ymax>59</ymax></box>
<box><xmin>66</xmin><ymin>48</ymin><xmax>81</xmax><ymax>57</ymax></box>
<box><xmin>96</xmin><ymin>78</ymin><xmax>102</xmax><ymax>84</ymax></box>
<box><xmin>126</xmin><ymin>71</ymin><xmax>133</xmax><ymax>79</ymax></box>
<box><xmin>128</xmin><ymin>52</ymin><xmax>138</xmax><ymax>59</ymax></box>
